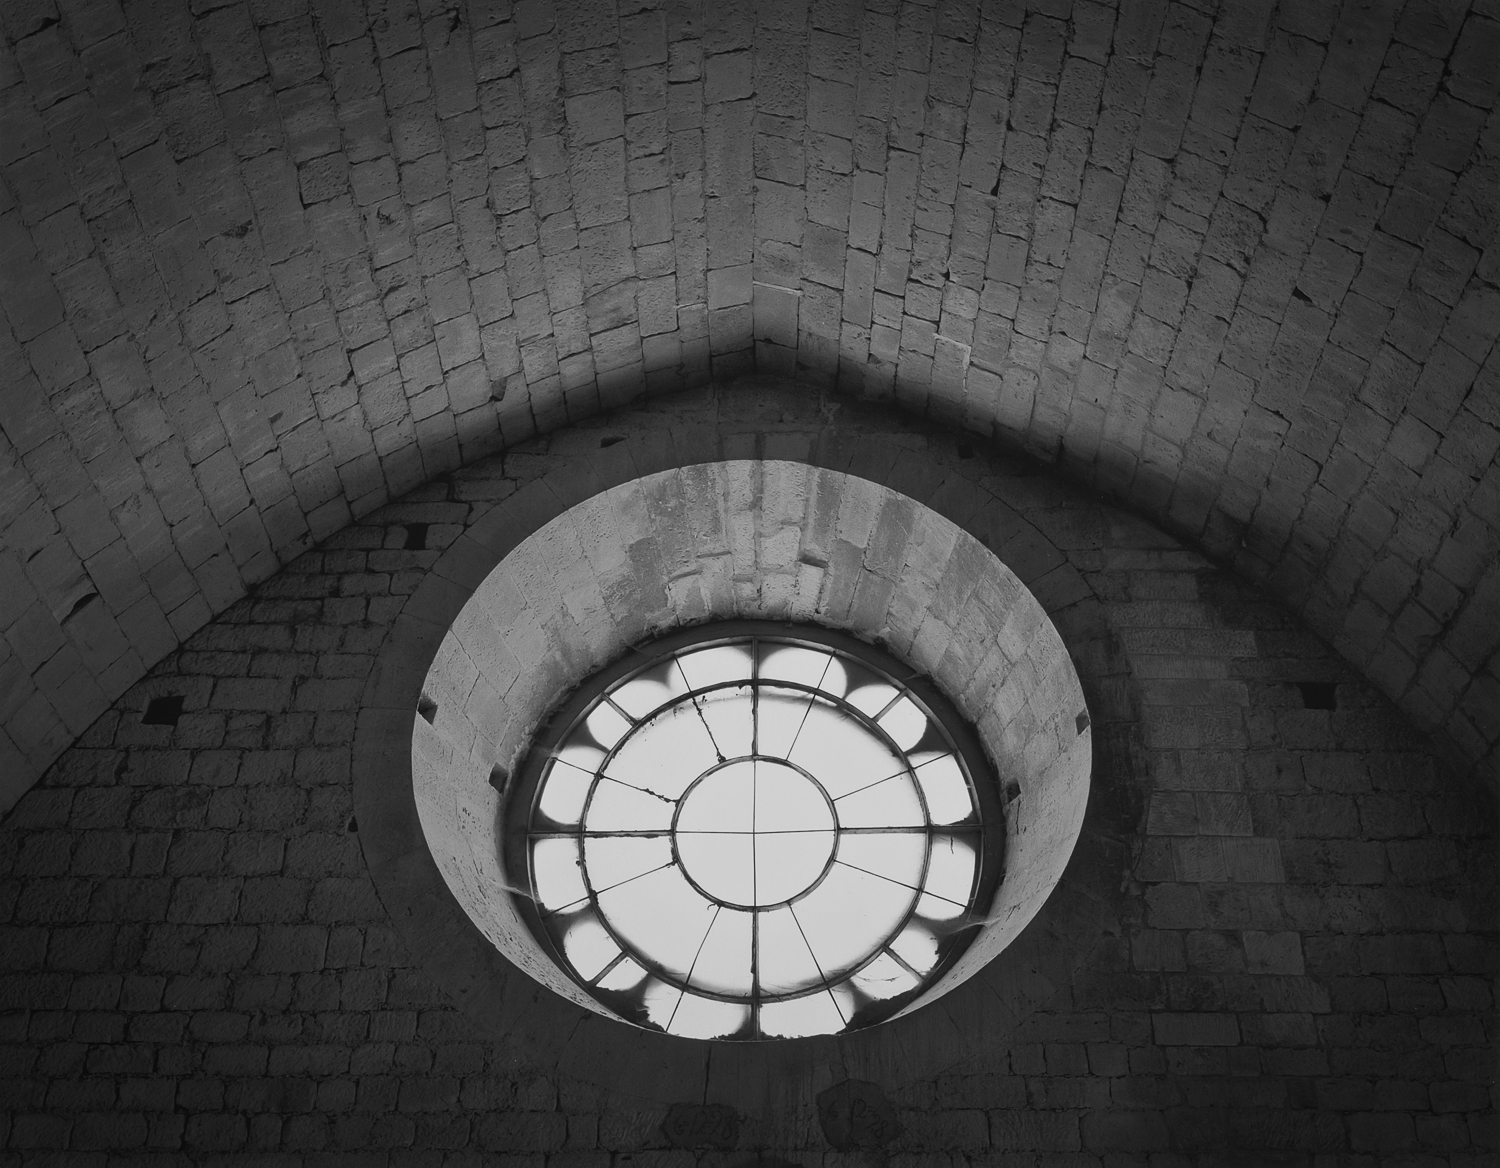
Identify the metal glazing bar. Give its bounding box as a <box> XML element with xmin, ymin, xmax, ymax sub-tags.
<box><xmin>833</xmin><ymin>857</ymin><xmax>970</xmax><ymax>910</ymax></box>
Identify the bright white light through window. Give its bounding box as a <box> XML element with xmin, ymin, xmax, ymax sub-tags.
<box><xmin>512</xmin><ymin>628</ymin><xmax>999</xmax><ymax>1039</ymax></box>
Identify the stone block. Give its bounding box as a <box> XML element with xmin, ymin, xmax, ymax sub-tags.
<box><xmin>1152</xmin><ymin>1012</ymin><xmax>1240</xmax><ymax>1045</ymax></box>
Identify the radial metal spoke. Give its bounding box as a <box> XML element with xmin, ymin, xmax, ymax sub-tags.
<box><xmin>674</xmin><ymin>656</ymin><xmax>727</xmax><ymax>762</ymax></box>
<box><xmin>833</xmin><ymin>858</ymin><xmax>969</xmax><ymax>910</ymax></box>
<box><xmin>884</xmin><ymin>944</ymin><xmax>923</xmax><ymax>981</ymax></box>
<box><xmin>750</xmin><ymin>757</ymin><xmax>759</xmax><ymax>910</ymax></box>
<box><xmin>595</xmin><ymin>773</ymin><xmax>675</xmax><ymax>804</ymax></box>
<box><xmin>832</xmin><ymin>767</ymin><xmax>911</xmax><ymax>802</ymax></box>
<box><xmin>531</xmin><ymin>824</ymin><xmax>977</xmax><ymax>839</ymax></box>
<box><xmin>588</xmin><ymin>950</ymin><xmax>628</xmax><ymax>986</ymax></box>
<box><xmin>667</xmin><ymin>904</ymin><xmax>722</xmax><ymax>1031</ymax></box>
<box><xmin>539</xmin><ymin>858</ymin><xmax>677</xmax><ymax>918</ymax></box>
<box><xmin>782</xmin><ymin>654</ymin><xmax>834</xmax><ymax>757</ymax></box>
<box><xmin>787</xmin><ymin>903</ymin><xmax>844</xmax><ymax>1023</ymax></box>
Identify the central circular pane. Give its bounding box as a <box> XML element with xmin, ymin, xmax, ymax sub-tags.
<box><xmin>675</xmin><ymin>760</ymin><xmax>836</xmax><ymax>907</ymax></box>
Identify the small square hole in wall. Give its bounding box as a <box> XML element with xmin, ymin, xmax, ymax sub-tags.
<box><xmin>142</xmin><ymin>695</ymin><xmax>185</xmax><ymax>726</ymax></box>
<box><xmin>1296</xmin><ymin>682</ymin><xmax>1337</xmax><ymax>710</ymax></box>
<box><xmin>404</xmin><ymin>523</ymin><xmax>429</xmax><ymax>550</ymax></box>
<box><xmin>417</xmin><ymin>694</ymin><xmax>438</xmax><ymax>724</ymax></box>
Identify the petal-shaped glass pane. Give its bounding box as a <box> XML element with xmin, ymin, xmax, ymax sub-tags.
<box><xmin>597</xmin><ymin>955</ymin><xmax>648</xmax><ymax>991</ymax></box>
<box><xmin>917</xmin><ymin>892</ymin><xmax>965</xmax><ymax>921</ymax></box>
<box><xmin>676</xmin><ymin>760</ymin><xmax>754</xmax><ymax>832</ymax></box>
<box><xmin>754</xmin><ymin>831</ymin><xmax>836</xmax><ymax>904</ymax></box>
<box><xmin>606</xmin><ymin>702</ymin><xmax>718</xmax><ymax>799</ymax></box>
<box><xmin>845</xmin><ymin>682</ymin><xmax>899</xmax><ymax>718</ymax></box>
<box><xmin>839</xmin><ymin>659</ymin><xmax>888</xmax><ymax>700</ymax></box>
<box><xmin>587</xmin><ymin>701</ymin><xmax>632</xmax><ymax>748</ymax></box>
<box><xmin>834</xmin><ymin>831</ymin><xmax>925</xmax><ymax>892</ymax></box>
<box><xmin>756</xmin><ymin>905</ymin><xmax>824</xmax><ymax>995</ymax></box>
<box><xmin>538</xmin><ymin>759</ymin><xmax>594</xmax><ymax>825</ymax></box>
<box><xmin>913</xmin><ymin>754</ymin><xmax>973</xmax><ymax>824</ymax></box>
<box><xmin>889</xmin><ymin>921</ymin><xmax>940</xmax><ymax>974</ymax></box>
<box><xmin>611</xmin><ymin>662</ymin><xmax>686</xmax><ymax>718</ymax></box>
<box><xmin>759</xmin><ymin>989</ymin><xmax>845</xmax><ymax>1037</ymax></box>
<box><xmin>687</xmin><ymin>908</ymin><xmax>753</xmax><ymax>995</ymax></box>
<box><xmin>562</xmin><ymin>912</ymin><xmax>619</xmax><ymax>981</ymax></box>
<box><xmin>905</xmin><ymin>717</ymin><xmax>955</xmax><ymax>759</ymax></box>
<box><xmin>641</xmin><ymin>976</ymin><xmax>681</xmax><ymax>1030</ymax></box>
<box><xmin>669</xmin><ymin>993</ymin><xmax>748</xmax><ymax>1039</ymax></box>
<box><xmin>788</xmin><ymin>702</ymin><xmax>907</xmax><ymax>799</ymax></box>
<box><xmin>697</xmin><ymin>686</ymin><xmax>754</xmax><ymax>759</ymax></box>
<box><xmin>582</xmin><ymin>835</ymin><xmax>672</xmax><ymax>895</ymax></box>
<box><xmin>760</xmin><ymin>645</ymin><xmax>843</xmax><ymax>693</ymax></box>
<box><xmin>610</xmin><ymin>678</ymin><xmax>673</xmax><ymax>720</ymax></box>
<box><xmin>848</xmin><ymin>950</ymin><xmax>921</xmax><ymax>1002</ymax></box>
<box><xmin>876</xmin><ymin>694</ymin><xmax>928</xmax><ymax>750</ymax></box>
<box><xmin>597</xmin><ymin>864</ymin><xmax>715</xmax><ymax>978</ymax></box>
<box><xmin>830</xmin><ymin>980</ymin><xmax>856</xmax><ymax>1023</ymax></box>
<box><xmin>922</xmin><ymin>835</ymin><xmax>976</xmax><ymax>908</ymax></box>
<box><xmin>755</xmin><ymin>687</ymin><xmax>813</xmax><ymax>758</ymax></box>
<box><xmin>753</xmin><ymin>763</ymin><xmax>834</xmax><ymax>832</ymax></box>
<box><xmin>532</xmin><ymin>837</ymin><xmax>587</xmax><ymax>911</ymax></box>
<box><xmin>677</xmin><ymin>643</ymin><xmax>754</xmax><ymax>690</ymax></box>
<box><xmin>675</xmin><ymin>832</ymin><xmax>754</xmax><ymax>905</ymax></box>
<box><xmin>793</xmin><ymin>865</ymin><xmax>910</xmax><ymax>976</ymax></box>
<box><xmin>556</xmin><ymin>741</ymin><xmax>605</xmax><ymax>775</ymax></box>
<box><xmin>583</xmin><ymin>778</ymin><xmax>674</xmax><ymax>832</ymax></box>
<box><xmin>834</xmin><ymin>775</ymin><xmax>925</xmax><ymax>828</ymax></box>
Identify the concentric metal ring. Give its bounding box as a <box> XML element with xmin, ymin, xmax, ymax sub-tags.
<box><xmin>506</xmin><ymin>623</ymin><xmax>1005</xmax><ymax>1040</ymax></box>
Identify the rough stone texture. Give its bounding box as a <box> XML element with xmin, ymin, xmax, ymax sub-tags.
<box><xmin>0</xmin><ymin>387</ymin><xmax>1493</xmax><ymax>1160</ymax></box>
<box><xmin>1</xmin><ymin>0</ymin><xmax>1498</xmax><ymax>808</ymax></box>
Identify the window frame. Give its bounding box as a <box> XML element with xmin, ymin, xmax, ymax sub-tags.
<box><xmin>502</xmin><ymin>620</ymin><xmax>1007</xmax><ymax>1040</ymax></box>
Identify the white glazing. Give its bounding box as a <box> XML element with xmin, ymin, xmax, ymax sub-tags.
<box><xmin>526</xmin><ymin>633</ymin><xmax>990</xmax><ymax>1039</ymax></box>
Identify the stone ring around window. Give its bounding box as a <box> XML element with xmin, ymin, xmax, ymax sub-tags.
<box><xmin>353</xmin><ymin>446</ymin><xmax>1130</xmax><ymax>1102</ymax></box>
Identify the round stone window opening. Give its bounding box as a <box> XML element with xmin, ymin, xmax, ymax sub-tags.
<box><xmin>504</xmin><ymin>623</ymin><xmax>1005</xmax><ymax>1041</ymax></box>
<box><xmin>390</xmin><ymin>460</ymin><xmax>1095</xmax><ymax>1071</ymax></box>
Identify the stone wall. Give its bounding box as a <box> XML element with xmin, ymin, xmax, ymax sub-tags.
<box><xmin>1</xmin><ymin>387</ymin><xmax>1492</xmax><ymax>1161</ymax></box>
<box><xmin>2</xmin><ymin>0</ymin><xmax>1497</xmax><ymax>807</ymax></box>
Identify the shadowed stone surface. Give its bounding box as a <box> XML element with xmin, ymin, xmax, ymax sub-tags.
<box><xmin>1</xmin><ymin>0</ymin><xmax>1497</xmax><ymax>808</ymax></box>
<box><xmin>0</xmin><ymin>387</ymin><xmax>1492</xmax><ymax>1160</ymax></box>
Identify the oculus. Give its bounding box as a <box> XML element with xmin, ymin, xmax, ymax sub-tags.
<box><xmin>504</xmin><ymin>623</ymin><xmax>1004</xmax><ymax>1039</ymax></box>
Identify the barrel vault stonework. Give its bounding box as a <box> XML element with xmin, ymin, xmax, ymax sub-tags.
<box><xmin>1</xmin><ymin>0</ymin><xmax>1497</xmax><ymax>809</ymax></box>
<box><xmin>0</xmin><ymin>385</ymin><xmax>1493</xmax><ymax>1160</ymax></box>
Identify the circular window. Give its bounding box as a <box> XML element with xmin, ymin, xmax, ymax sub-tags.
<box><xmin>504</xmin><ymin>623</ymin><xmax>1004</xmax><ymax>1040</ymax></box>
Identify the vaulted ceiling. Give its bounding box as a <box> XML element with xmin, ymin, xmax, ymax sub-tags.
<box><xmin>1</xmin><ymin>0</ymin><xmax>1496</xmax><ymax>807</ymax></box>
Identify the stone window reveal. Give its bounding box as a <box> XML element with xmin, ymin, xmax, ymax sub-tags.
<box><xmin>506</xmin><ymin>625</ymin><xmax>1003</xmax><ymax>1039</ymax></box>
<box><xmin>387</xmin><ymin>459</ymin><xmax>1094</xmax><ymax>1074</ymax></box>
